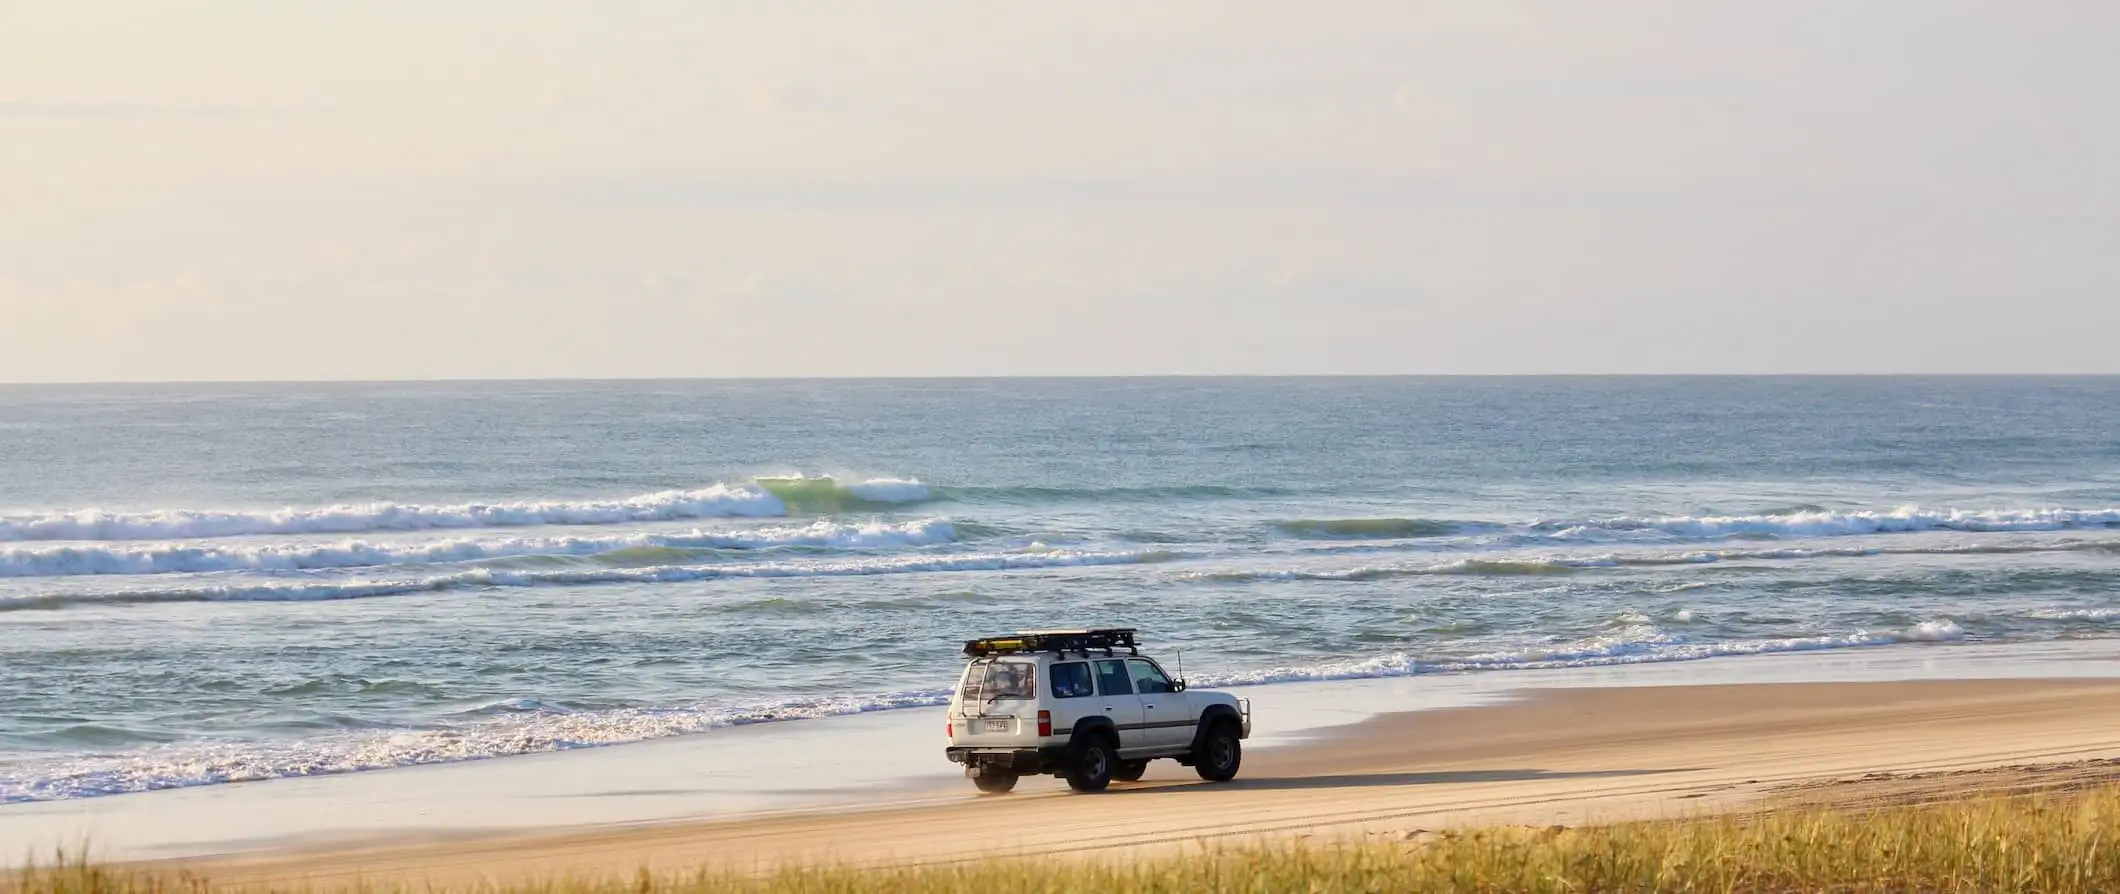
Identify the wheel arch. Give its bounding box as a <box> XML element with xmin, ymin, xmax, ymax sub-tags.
<box><xmin>1068</xmin><ymin>715</ymin><xmax>1119</xmax><ymax>746</ymax></box>
<box><xmin>1186</xmin><ymin>704</ymin><xmax>1242</xmax><ymax>752</ymax></box>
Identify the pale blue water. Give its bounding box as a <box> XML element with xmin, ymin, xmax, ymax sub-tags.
<box><xmin>2</xmin><ymin>377</ymin><xmax>2117</xmax><ymax>802</ymax></box>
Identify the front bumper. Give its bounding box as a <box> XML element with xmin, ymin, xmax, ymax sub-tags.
<box><xmin>945</xmin><ymin>745</ymin><xmax>1071</xmax><ymax>776</ymax></box>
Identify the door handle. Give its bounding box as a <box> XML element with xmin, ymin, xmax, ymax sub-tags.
<box><xmin>1144</xmin><ymin>704</ymin><xmax>1157</xmax><ymax>710</ymax></box>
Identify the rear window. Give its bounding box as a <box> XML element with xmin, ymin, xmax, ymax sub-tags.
<box><xmin>959</xmin><ymin>659</ymin><xmax>1037</xmax><ymax>702</ymax></box>
<box><xmin>1051</xmin><ymin>662</ymin><xmax>1094</xmax><ymax>698</ymax></box>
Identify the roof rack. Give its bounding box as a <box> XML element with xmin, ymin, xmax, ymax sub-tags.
<box><xmin>963</xmin><ymin>628</ymin><xmax>1139</xmax><ymax>658</ymax></box>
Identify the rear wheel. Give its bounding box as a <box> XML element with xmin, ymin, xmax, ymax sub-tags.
<box><xmin>1194</xmin><ymin>721</ymin><xmax>1242</xmax><ymax>782</ymax></box>
<box><xmin>971</xmin><ymin>772</ymin><xmax>1018</xmax><ymax>794</ymax></box>
<box><xmin>1065</xmin><ymin>735</ymin><xmax>1117</xmax><ymax>792</ymax></box>
<box><xmin>1113</xmin><ymin>760</ymin><xmax>1148</xmax><ymax>783</ymax></box>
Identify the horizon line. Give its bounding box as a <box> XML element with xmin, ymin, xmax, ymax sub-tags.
<box><xmin>6</xmin><ymin>372</ymin><xmax>2120</xmax><ymax>387</ymax></box>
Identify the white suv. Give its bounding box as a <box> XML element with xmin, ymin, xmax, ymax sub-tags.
<box><xmin>943</xmin><ymin>628</ymin><xmax>1252</xmax><ymax>793</ymax></box>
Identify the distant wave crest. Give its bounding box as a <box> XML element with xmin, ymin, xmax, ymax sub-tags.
<box><xmin>1248</xmin><ymin>506</ymin><xmax>2120</xmax><ymax>547</ymax></box>
<box><xmin>0</xmin><ymin>477</ymin><xmax>932</xmax><ymax>542</ymax></box>
<box><xmin>1187</xmin><ymin>539</ymin><xmax>2120</xmax><ymax>584</ymax></box>
<box><xmin>1543</xmin><ymin>506</ymin><xmax>2120</xmax><ymax>539</ymax></box>
<box><xmin>1273</xmin><ymin>517</ymin><xmax>1463</xmax><ymax>539</ymax></box>
<box><xmin>0</xmin><ymin>519</ymin><xmax>959</xmax><ymax>578</ymax></box>
<box><xmin>1271</xmin><ymin>506</ymin><xmax>2120</xmax><ymax>544</ymax></box>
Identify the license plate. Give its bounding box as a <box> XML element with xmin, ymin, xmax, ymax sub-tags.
<box><xmin>981</xmin><ymin>718</ymin><xmax>1012</xmax><ymax>733</ymax></box>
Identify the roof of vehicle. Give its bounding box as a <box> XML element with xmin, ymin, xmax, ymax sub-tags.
<box><xmin>962</xmin><ymin>628</ymin><xmax>1140</xmax><ymax>658</ymax></box>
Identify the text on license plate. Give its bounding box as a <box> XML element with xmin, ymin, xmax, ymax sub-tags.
<box><xmin>981</xmin><ymin>718</ymin><xmax>1012</xmax><ymax>733</ymax></box>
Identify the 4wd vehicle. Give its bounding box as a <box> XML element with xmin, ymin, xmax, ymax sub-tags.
<box><xmin>943</xmin><ymin>628</ymin><xmax>1251</xmax><ymax>794</ymax></box>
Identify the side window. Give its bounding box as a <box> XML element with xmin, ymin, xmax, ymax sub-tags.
<box><xmin>1050</xmin><ymin>662</ymin><xmax>1095</xmax><ymax>699</ymax></box>
<box><xmin>1128</xmin><ymin>659</ymin><xmax>1174</xmax><ymax>694</ymax></box>
<box><xmin>1094</xmin><ymin>659</ymin><xmax>1134</xmax><ymax>697</ymax></box>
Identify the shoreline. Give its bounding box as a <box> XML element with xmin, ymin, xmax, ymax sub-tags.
<box><xmin>12</xmin><ymin>638</ymin><xmax>2120</xmax><ymax>877</ymax></box>
<box><xmin>148</xmin><ymin>675</ymin><xmax>2120</xmax><ymax>890</ymax></box>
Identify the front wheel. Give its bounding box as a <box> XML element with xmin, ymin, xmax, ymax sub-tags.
<box><xmin>1194</xmin><ymin>722</ymin><xmax>1243</xmax><ymax>782</ymax></box>
<box><xmin>1065</xmin><ymin>735</ymin><xmax>1118</xmax><ymax>792</ymax></box>
<box><xmin>972</xmin><ymin>772</ymin><xmax>1018</xmax><ymax>794</ymax></box>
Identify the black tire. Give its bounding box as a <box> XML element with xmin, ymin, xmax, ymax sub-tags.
<box><xmin>972</xmin><ymin>772</ymin><xmax>1018</xmax><ymax>794</ymax></box>
<box><xmin>1194</xmin><ymin>721</ymin><xmax>1243</xmax><ymax>782</ymax></box>
<box><xmin>1113</xmin><ymin>760</ymin><xmax>1148</xmax><ymax>783</ymax></box>
<box><xmin>1065</xmin><ymin>734</ymin><xmax>1118</xmax><ymax>793</ymax></box>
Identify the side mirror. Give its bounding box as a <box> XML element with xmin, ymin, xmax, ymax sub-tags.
<box><xmin>1173</xmin><ymin>680</ymin><xmax>1187</xmax><ymax>692</ymax></box>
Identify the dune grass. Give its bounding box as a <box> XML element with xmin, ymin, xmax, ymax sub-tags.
<box><xmin>14</xmin><ymin>785</ymin><xmax>2120</xmax><ymax>893</ymax></box>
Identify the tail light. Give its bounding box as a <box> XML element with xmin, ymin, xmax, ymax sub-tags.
<box><xmin>946</xmin><ymin>721</ymin><xmax>953</xmax><ymax>738</ymax></box>
<box><xmin>1037</xmin><ymin>710</ymin><xmax>1052</xmax><ymax>737</ymax></box>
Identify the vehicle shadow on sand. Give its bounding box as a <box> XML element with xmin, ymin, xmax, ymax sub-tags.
<box><xmin>1123</xmin><ymin>767</ymin><xmax>1692</xmax><ymax>793</ymax></box>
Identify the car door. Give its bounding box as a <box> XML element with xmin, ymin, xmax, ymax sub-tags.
<box><xmin>1126</xmin><ymin>658</ymin><xmax>1190</xmax><ymax>749</ymax></box>
<box><xmin>1091</xmin><ymin>658</ymin><xmax>1150</xmax><ymax>753</ymax></box>
<box><xmin>1044</xmin><ymin>660</ymin><xmax>1101</xmax><ymax>740</ymax></box>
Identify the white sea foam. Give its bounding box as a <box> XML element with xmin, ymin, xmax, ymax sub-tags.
<box><xmin>0</xmin><ymin>477</ymin><xmax>936</xmax><ymax>543</ymax></box>
<box><xmin>0</xmin><ymin>546</ymin><xmax>1186</xmax><ymax>611</ymax></box>
<box><xmin>0</xmin><ymin>688</ymin><xmax>957</xmax><ymax>803</ymax></box>
<box><xmin>842</xmin><ymin>478</ymin><xmax>934</xmax><ymax>503</ymax></box>
<box><xmin>0</xmin><ymin>519</ymin><xmax>959</xmax><ymax>578</ymax></box>
<box><xmin>1897</xmin><ymin>619</ymin><xmax>1966</xmax><ymax>642</ymax></box>
<box><xmin>2025</xmin><ymin>608</ymin><xmax>2120</xmax><ymax>621</ymax></box>
<box><xmin>1432</xmin><ymin>621</ymin><xmax>1967</xmax><ymax>670</ymax></box>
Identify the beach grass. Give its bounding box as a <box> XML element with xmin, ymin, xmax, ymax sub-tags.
<box><xmin>14</xmin><ymin>785</ymin><xmax>2120</xmax><ymax>893</ymax></box>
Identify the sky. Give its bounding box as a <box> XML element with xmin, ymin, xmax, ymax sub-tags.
<box><xmin>2</xmin><ymin>1</ymin><xmax>2116</xmax><ymax>381</ymax></box>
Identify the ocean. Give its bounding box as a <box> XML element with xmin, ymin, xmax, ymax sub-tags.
<box><xmin>2</xmin><ymin>376</ymin><xmax>2117</xmax><ymax>804</ymax></box>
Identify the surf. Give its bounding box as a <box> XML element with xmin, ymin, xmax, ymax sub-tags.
<box><xmin>0</xmin><ymin>477</ymin><xmax>935</xmax><ymax>542</ymax></box>
<box><xmin>0</xmin><ymin>518</ymin><xmax>961</xmax><ymax>578</ymax></box>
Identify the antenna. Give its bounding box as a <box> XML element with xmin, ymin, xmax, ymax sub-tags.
<box><xmin>1175</xmin><ymin>647</ymin><xmax>1186</xmax><ymax>689</ymax></box>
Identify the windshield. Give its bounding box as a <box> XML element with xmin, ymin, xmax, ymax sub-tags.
<box><xmin>958</xmin><ymin>659</ymin><xmax>1037</xmax><ymax>702</ymax></box>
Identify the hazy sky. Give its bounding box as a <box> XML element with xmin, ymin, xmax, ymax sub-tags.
<box><xmin>3</xmin><ymin>2</ymin><xmax>2116</xmax><ymax>381</ymax></box>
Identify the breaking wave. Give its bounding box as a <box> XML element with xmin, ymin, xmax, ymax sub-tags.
<box><xmin>930</xmin><ymin>483</ymin><xmax>1293</xmax><ymax>503</ymax></box>
<box><xmin>753</xmin><ymin>476</ymin><xmax>932</xmax><ymax>511</ymax></box>
<box><xmin>0</xmin><ymin>519</ymin><xmax>960</xmax><ymax>578</ymax></box>
<box><xmin>0</xmin><ymin>477</ymin><xmax>932</xmax><ymax>542</ymax></box>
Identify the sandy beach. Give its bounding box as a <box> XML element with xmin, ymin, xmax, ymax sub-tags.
<box><xmin>122</xmin><ymin>669</ymin><xmax>2120</xmax><ymax>891</ymax></box>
